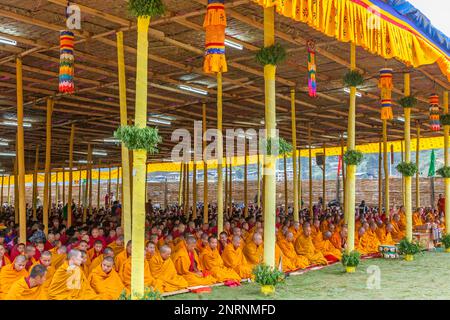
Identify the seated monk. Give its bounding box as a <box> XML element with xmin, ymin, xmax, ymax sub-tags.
<box><xmin>200</xmin><ymin>236</ymin><xmax>241</xmax><ymax>282</ymax></box>
<box><xmin>375</xmin><ymin>220</ymin><xmax>386</xmax><ymax>240</ymax></box>
<box><xmin>79</xmin><ymin>250</ymin><xmax>90</xmax><ymax>277</ymax></box>
<box><xmin>275</xmin><ymin>241</ymin><xmax>297</xmax><ymax>272</ymax></box>
<box><xmin>47</xmin><ymin>249</ymin><xmax>98</xmax><ymax>300</ymax></box>
<box><xmin>196</xmin><ymin>233</ymin><xmax>210</xmax><ymax>255</ymax></box>
<box><xmin>51</xmin><ymin>246</ymin><xmax>67</xmax><ymax>270</ymax></box>
<box><xmin>24</xmin><ymin>245</ymin><xmax>38</xmax><ymax>271</ymax></box>
<box><xmin>317</xmin><ymin>231</ymin><xmax>342</xmax><ymax>262</ymax></box>
<box><xmin>294</xmin><ymin>223</ymin><xmax>328</xmax><ymax>266</ymax></box>
<box><xmin>0</xmin><ymin>244</ymin><xmax>11</xmax><ymax>270</ymax></box>
<box><xmin>5</xmin><ymin>264</ymin><xmax>47</xmax><ymax>300</ymax></box>
<box><xmin>357</xmin><ymin>223</ymin><xmax>380</xmax><ymax>254</ymax></box>
<box><xmin>218</xmin><ymin>232</ymin><xmax>229</xmax><ymax>255</ymax></box>
<box><xmin>119</xmin><ymin>241</ymin><xmax>161</xmax><ymax>292</ymax></box>
<box><xmin>148</xmin><ymin>245</ymin><xmax>189</xmax><ymax>292</ymax></box>
<box><xmin>413</xmin><ymin>208</ymin><xmax>424</xmax><ymax>227</ymax></box>
<box><xmin>229</xmin><ymin>227</ymin><xmax>244</xmax><ymax>248</ymax></box>
<box><xmin>32</xmin><ymin>251</ymin><xmax>55</xmax><ymax>297</ymax></box>
<box><xmin>89</xmin><ymin>247</ymin><xmax>115</xmax><ymax>274</ymax></box>
<box><xmin>222</xmin><ymin>235</ymin><xmax>253</xmax><ymax>279</ymax></box>
<box><xmin>243</xmin><ymin>233</ymin><xmax>264</xmax><ymax>267</ymax></box>
<box><xmin>0</xmin><ymin>255</ymin><xmax>28</xmax><ymax>299</ymax></box>
<box><xmin>114</xmin><ymin>241</ymin><xmax>131</xmax><ymax>272</ymax></box>
<box><xmin>288</xmin><ymin>221</ymin><xmax>301</xmax><ymax>240</ymax></box>
<box><xmin>87</xmin><ymin>240</ymin><xmax>104</xmax><ymax>263</ymax></box>
<box><xmin>277</xmin><ymin>232</ymin><xmax>309</xmax><ymax>269</ymax></box>
<box><xmin>107</xmin><ymin>235</ymin><xmax>124</xmax><ymax>257</ymax></box>
<box><xmin>390</xmin><ymin>214</ymin><xmax>406</xmax><ymax>242</ymax></box>
<box><xmin>88</xmin><ymin>256</ymin><xmax>126</xmax><ymax>300</ymax></box>
<box><xmin>378</xmin><ymin>223</ymin><xmax>396</xmax><ymax>245</ymax></box>
<box><xmin>172</xmin><ymin>236</ymin><xmax>217</xmax><ymax>286</ymax></box>
<box><xmin>330</xmin><ymin>225</ymin><xmax>347</xmax><ymax>250</ymax></box>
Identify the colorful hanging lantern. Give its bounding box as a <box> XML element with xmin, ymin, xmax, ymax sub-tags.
<box><xmin>203</xmin><ymin>0</ymin><xmax>227</xmax><ymax>74</ymax></box>
<box><xmin>378</xmin><ymin>68</ymin><xmax>393</xmax><ymax>120</ymax></box>
<box><xmin>307</xmin><ymin>40</ymin><xmax>317</xmax><ymax>98</ymax></box>
<box><xmin>429</xmin><ymin>94</ymin><xmax>440</xmax><ymax>131</ymax></box>
<box><xmin>59</xmin><ymin>30</ymin><xmax>75</xmax><ymax>94</ymax></box>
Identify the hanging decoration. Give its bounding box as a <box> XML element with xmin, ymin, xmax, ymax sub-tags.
<box><xmin>378</xmin><ymin>68</ymin><xmax>393</xmax><ymax>120</ymax></box>
<box><xmin>203</xmin><ymin>0</ymin><xmax>227</xmax><ymax>74</ymax></box>
<box><xmin>59</xmin><ymin>30</ymin><xmax>75</xmax><ymax>94</ymax></box>
<box><xmin>307</xmin><ymin>40</ymin><xmax>317</xmax><ymax>98</ymax></box>
<box><xmin>429</xmin><ymin>94</ymin><xmax>440</xmax><ymax>131</ymax></box>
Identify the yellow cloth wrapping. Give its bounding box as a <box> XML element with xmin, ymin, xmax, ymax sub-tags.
<box><xmin>294</xmin><ymin>233</ymin><xmax>328</xmax><ymax>265</ymax></box>
<box><xmin>119</xmin><ymin>256</ymin><xmax>161</xmax><ymax>292</ymax></box>
<box><xmin>242</xmin><ymin>241</ymin><xmax>264</xmax><ymax>266</ymax></box>
<box><xmin>252</xmin><ymin>0</ymin><xmax>450</xmax><ymax>81</ymax></box>
<box><xmin>203</xmin><ymin>53</ymin><xmax>228</xmax><ymax>74</ymax></box>
<box><xmin>171</xmin><ymin>242</ymin><xmax>217</xmax><ymax>286</ymax></box>
<box><xmin>381</xmin><ymin>107</ymin><xmax>394</xmax><ymax>120</ymax></box>
<box><xmin>88</xmin><ymin>264</ymin><xmax>127</xmax><ymax>300</ymax></box>
<box><xmin>203</xmin><ymin>4</ymin><xmax>227</xmax><ymax>27</ymax></box>
<box><xmin>200</xmin><ymin>247</ymin><xmax>241</xmax><ymax>282</ymax></box>
<box><xmin>4</xmin><ymin>277</ymin><xmax>45</xmax><ymax>300</ymax></box>
<box><xmin>0</xmin><ymin>264</ymin><xmax>28</xmax><ymax>299</ymax></box>
<box><xmin>147</xmin><ymin>252</ymin><xmax>188</xmax><ymax>293</ymax></box>
<box><xmin>357</xmin><ymin>230</ymin><xmax>381</xmax><ymax>254</ymax></box>
<box><xmin>47</xmin><ymin>262</ymin><xmax>98</xmax><ymax>300</ymax></box>
<box><xmin>222</xmin><ymin>243</ymin><xmax>253</xmax><ymax>279</ymax></box>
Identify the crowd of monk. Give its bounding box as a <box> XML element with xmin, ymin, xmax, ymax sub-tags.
<box><xmin>0</xmin><ymin>200</ymin><xmax>446</xmax><ymax>300</ymax></box>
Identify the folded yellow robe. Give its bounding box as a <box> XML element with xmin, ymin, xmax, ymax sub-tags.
<box><xmin>242</xmin><ymin>241</ymin><xmax>264</xmax><ymax>266</ymax></box>
<box><xmin>200</xmin><ymin>247</ymin><xmax>241</xmax><ymax>282</ymax></box>
<box><xmin>0</xmin><ymin>263</ymin><xmax>29</xmax><ymax>299</ymax></box>
<box><xmin>294</xmin><ymin>233</ymin><xmax>328</xmax><ymax>265</ymax></box>
<box><xmin>4</xmin><ymin>277</ymin><xmax>45</xmax><ymax>300</ymax></box>
<box><xmin>148</xmin><ymin>252</ymin><xmax>188</xmax><ymax>292</ymax></box>
<box><xmin>277</xmin><ymin>239</ymin><xmax>309</xmax><ymax>269</ymax></box>
<box><xmin>88</xmin><ymin>264</ymin><xmax>127</xmax><ymax>300</ymax></box>
<box><xmin>221</xmin><ymin>243</ymin><xmax>253</xmax><ymax>279</ymax></box>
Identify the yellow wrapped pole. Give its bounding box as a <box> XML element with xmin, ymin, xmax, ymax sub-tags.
<box><xmin>183</xmin><ymin>163</ymin><xmax>188</xmax><ymax>213</ymax></box>
<box><xmin>16</xmin><ymin>57</ymin><xmax>27</xmax><ymax>243</ymax></box>
<box><xmin>62</xmin><ymin>167</ymin><xmax>66</xmax><ymax>205</ymax></box>
<box><xmin>378</xmin><ymin>141</ymin><xmax>382</xmax><ymax>212</ymax></box>
<box><xmin>284</xmin><ymin>154</ymin><xmax>288</xmax><ymax>213</ymax></box>
<box><xmin>43</xmin><ymin>97</ymin><xmax>53</xmax><ymax>235</ymax></box>
<box><xmin>32</xmin><ymin>145</ymin><xmax>39</xmax><ymax>220</ymax></box>
<box><xmin>193</xmin><ymin>161</ymin><xmax>197</xmax><ymax>220</ymax></box>
<box><xmin>383</xmin><ymin>119</ymin><xmax>389</xmax><ymax>216</ymax></box>
<box><xmin>217</xmin><ymin>72</ymin><xmax>224</xmax><ymax>234</ymax></box>
<box><xmin>416</xmin><ymin>122</ymin><xmax>420</xmax><ymax>209</ymax></box>
<box><xmin>291</xmin><ymin>89</ymin><xmax>299</xmax><ymax>221</ymax></box>
<box><xmin>55</xmin><ymin>168</ymin><xmax>59</xmax><ymax>206</ymax></box>
<box><xmin>308</xmin><ymin>124</ymin><xmax>313</xmax><ymax>217</ymax></box>
<box><xmin>97</xmin><ymin>161</ymin><xmax>101</xmax><ymax>209</ymax></box>
<box><xmin>116</xmin><ymin>31</ymin><xmax>132</xmax><ymax>245</ymax></box>
<box><xmin>88</xmin><ymin>144</ymin><xmax>93</xmax><ymax>216</ymax></box>
<box><xmin>341</xmin><ymin>136</ymin><xmax>346</xmax><ymax>212</ymax></box>
<box><xmin>401</xmin><ymin>141</ymin><xmax>404</xmax><ymax>206</ymax></box>
<box><xmin>131</xmin><ymin>16</ymin><xmax>151</xmax><ymax>299</ymax></box>
<box><xmin>0</xmin><ymin>175</ymin><xmax>4</xmax><ymax>212</ymax></box>
<box><xmin>108</xmin><ymin>165</ymin><xmax>112</xmax><ymax>206</ymax></box>
<box><xmin>83</xmin><ymin>144</ymin><xmax>91</xmax><ymax>223</ymax></box>
<box><xmin>345</xmin><ymin>42</ymin><xmax>357</xmax><ymax>254</ymax></box>
<box><xmin>322</xmin><ymin>144</ymin><xmax>326</xmax><ymax>207</ymax></box>
<box><xmin>257</xmin><ymin>153</ymin><xmax>261</xmax><ymax>208</ymax></box>
<box><xmin>262</xmin><ymin>6</ymin><xmax>277</xmax><ymax>268</ymax></box>
<box><xmin>145</xmin><ymin>163</ymin><xmax>148</xmax><ymax>203</ymax></box>
<box><xmin>228</xmin><ymin>162</ymin><xmax>232</xmax><ymax>212</ymax></box>
<box><xmin>224</xmin><ymin>158</ymin><xmax>228</xmax><ymax>213</ymax></box>
<box><xmin>7</xmin><ymin>175</ymin><xmax>11</xmax><ymax>205</ymax></box>
<box><xmin>78</xmin><ymin>169</ymin><xmax>82</xmax><ymax>208</ymax></box>
<box><xmin>178</xmin><ymin>163</ymin><xmax>183</xmax><ymax>207</ymax></box>
<box><xmin>404</xmin><ymin>73</ymin><xmax>413</xmax><ymax>242</ymax></box>
<box><xmin>244</xmin><ymin>140</ymin><xmax>248</xmax><ymax>217</ymax></box>
<box><xmin>444</xmin><ymin>91</ymin><xmax>450</xmax><ymax>234</ymax></box>
<box><xmin>186</xmin><ymin>162</ymin><xmax>190</xmax><ymax>219</ymax></box>
<box><xmin>14</xmin><ymin>159</ymin><xmax>18</xmax><ymax>223</ymax></box>
<box><xmin>202</xmin><ymin>103</ymin><xmax>209</xmax><ymax>224</ymax></box>
<box><xmin>67</xmin><ymin>124</ymin><xmax>75</xmax><ymax>227</ymax></box>
<box><xmin>298</xmin><ymin>150</ymin><xmax>302</xmax><ymax>209</ymax></box>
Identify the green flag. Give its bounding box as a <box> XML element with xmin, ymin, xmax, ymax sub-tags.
<box><xmin>428</xmin><ymin>149</ymin><xmax>436</xmax><ymax>177</ymax></box>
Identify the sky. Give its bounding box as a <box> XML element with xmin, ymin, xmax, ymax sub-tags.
<box><xmin>408</xmin><ymin>0</ymin><xmax>450</xmax><ymax>37</ymax></box>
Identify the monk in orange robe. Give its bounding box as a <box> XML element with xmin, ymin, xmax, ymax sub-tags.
<box><xmin>277</xmin><ymin>232</ymin><xmax>309</xmax><ymax>269</ymax></box>
<box><xmin>222</xmin><ymin>235</ymin><xmax>253</xmax><ymax>279</ymax></box>
<box><xmin>107</xmin><ymin>235</ymin><xmax>124</xmax><ymax>257</ymax></box>
<box><xmin>88</xmin><ymin>256</ymin><xmax>127</xmax><ymax>300</ymax></box>
<box><xmin>47</xmin><ymin>249</ymin><xmax>98</xmax><ymax>300</ymax></box>
<box><xmin>79</xmin><ymin>250</ymin><xmax>90</xmax><ymax>277</ymax></box>
<box><xmin>31</xmin><ymin>251</ymin><xmax>55</xmax><ymax>297</ymax></box>
<box><xmin>172</xmin><ymin>237</ymin><xmax>217</xmax><ymax>286</ymax></box>
<box><xmin>0</xmin><ymin>255</ymin><xmax>28</xmax><ymax>299</ymax></box>
<box><xmin>24</xmin><ymin>245</ymin><xmax>38</xmax><ymax>271</ymax></box>
<box><xmin>114</xmin><ymin>241</ymin><xmax>131</xmax><ymax>272</ymax></box>
<box><xmin>294</xmin><ymin>223</ymin><xmax>328</xmax><ymax>265</ymax></box>
<box><xmin>4</xmin><ymin>264</ymin><xmax>47</xmax><ymax>300</ymax></box>
<box><xmin>274</xmin><ymin>242</ymin><xmax>297</xmax><ymax>272</ymax></box>
<box><xmin>391</xmin><ymin>214</ymin><xmax>406</xmax><ymax>242</ymax></box>
<box><xmin>147</xmin><ymin>245</ymin><xmax>188</xmax><ymax>293</ymax></box>
<box><xmin>357</xmin><ymin>224</ymin><xmax>381</xmax><ymax>254</ymax></box>
<box><xmin>413</xmin><ymin>209</ymin><xmax>423</xmax><ymax>227</ymax></box>
<box><xmin>316</xmin><ymin>231</ymin><xmax>342</xmax><ymax>261</ymax></box>
<box><xmin>200</xmin><ymin>236</ymin><xmax>241</xmax><ymax>282</ymax></box>
<box><xmin>243</xmin><ymin>232</ymin><xmax>264</xmax><ymax>267</ymax></box>
<box><xmin>89</xmin><ymin>247</ymin><xmax>115</xmax><ymax>275</ymax></box>
<box><xmin>288</xmin><ymin>222</ymin><xmax>301</xmax><ymax>240</ymax></box>
<box><xmin>330</xmin><ymin>225</ymin><xmax>347</xmax><ymax>250</ymax></box>
<box><xmin>0</xmin><ymin>244</ymin><xmax>11</xmax><ymax>270</ymax></box>
<box><xmin>378</xmin><ymin>223</ymin><xmax>396</xmax><ymax>245</ymax></box>
<box><xmin>196</xmin><ymin>233</ymin><xmax>210</xmax><ymax>255</ymax></box>
<box><xmin>50</xmin><ymin>246</ymin><xmax>67</xmax><ymax>270</ymax></box>
<box><xmin>87</xmin><ymin>240</ymin><xmax>104</xmax><ymax>263</ymax></box>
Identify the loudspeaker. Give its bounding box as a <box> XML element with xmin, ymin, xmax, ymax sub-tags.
<box><xmin>316</xmin><ymin>153</ymin><xmax>324</xmax><ymax>167</ymax></box>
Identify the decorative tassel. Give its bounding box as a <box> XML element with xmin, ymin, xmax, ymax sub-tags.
<box><xmin>378</xmin><ymin>68</ymin><xmax>393</xmax><ymax>120</ymax></box>
<box><xmin>59</xmin><ymin>30</ymin><xmax>75</xmax><ymax>94</ymax></box>
<box><xmin>429</xmin><ymin>94</ymin><xmax>440</xmax><ymax>131</ymax></box>
<box><xmin>203</xmin><ymin>0</ymin><xmax>227</xmax><ymax>74</ymax></box>
<box><xmin>307</xmin><ymin>40</ymin><xmax>317</xmax><ymax>98</ymax></box>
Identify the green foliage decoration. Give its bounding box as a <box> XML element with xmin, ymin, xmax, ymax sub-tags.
<box><xmin>396</xmin><ymin>161</ymin><xmax>418</xmax><ymax>177</ymax></box>
<box><xmin>343</xmin><ymin>150</ymin><xmax>364</xmax><ymax>166</ymax></box>
<box><xmin>397</xmin><ymin>95</ymin><xmax>418</xmax><ymax>108</ymax></box>
<box><xmin>256</xmin><ymin>43</ymin><xmax>287</xmax><ymax>66</ymax></box>
<box><xmin>398</xmin><ymin>238</ymin><xmax>422</xmax><ymax>255</ymax></box>
<box><xmin>128</xmin><ymin>0</ymin><xmax>165</xmax><ymax>18</ymax></box>
<box><xmin>114</xmin><ymin>125</ymin><xmax>162</xmax><ymax>154</ymax></box>
<box><xmin>252</xmin><ymin>264</ymin><xmax>285</xmax><ymax>286</ymax></box>
<box><xmin>341</xmin><ymin>250</ymin><xmax>360</xmax><ymax>267</ymax></box>
<box><xmin>343</xmin><ymin>70</ymin><xmax>364</xmax><ymax>87</ymax></box>
<box><xmin>118</xmin><ymin>287</ymin><xmax>163</xmax><ymax>300</ymax></box>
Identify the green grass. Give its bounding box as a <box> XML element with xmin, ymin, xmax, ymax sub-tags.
<box><xmin>167</xmin><ymin>251</ymin><xmax>450</xmax><ymax>300</ymax></box>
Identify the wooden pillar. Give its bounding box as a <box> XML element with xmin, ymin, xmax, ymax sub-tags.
<box><xmin>298</xmin><ymin>150</ymin><xmax>302</xmax><ymax>209</ymax></box>
<box><xmin>55</xmin><ymin>169</ymin><xmax>59</xmax><ymax>206</ymax></box>
<box><xmin>117</xmin><ymin>31</ymin><xmax>132</xmax><ymax>245</ymax></box>
<box><xmin>83</xmin><ymin>146</ymin><xmax>90</xmax><ymax>223</ymax></box>
<box><xmin>14</xmin><ymin>159</ymin><xmax>18</xmax><ymax>223</ymax></box>
<box><xmin>308</xmin><ymin>124</ymin><xmax>313</xmax><ymax>217</ymax></box>
<box><xmin>88</xmin><ymin>144</ymin><xmax>93</xmax><ymax>216</ymax></box>
<box><xmin>444</xmin><ymin>91</ymin><xmax>450</xmax><ymax>234</ymax></box>
<box><xmin>43</xmin><ymin>97</ymin><xmax>53</xmax><ymax>235</ymax></box>
<box><xmin>291</xmin><ymin>89</ymin><xmax>299</xmax><ymax>221</ymax></box>
<box><xmin>244</xmin><ymin>140</ymin><xmax>248</xmax><ymax>217</ymax></box>
<box><xmin>383</xmin><ymin>119</ymin><xmax>389</xmax><ymax>216</ymax></box>
<box><xmin>283</xmin><ymin>154</ymin><xmax>288</xmax><ymax>213</ymax></box>
<box><xmin>228</xmin><ymin>162</ymin><xmax>232</xmax><ymax>212</ymax></box>
<box><xmin>193</xmin><ymin>161</ymin><xmax>197</xmax><ymax>220</ymax></box>
<box><xmin>322</xmin><ymin>143</ymin><xmax>326</xmax><ymax>208</ymax></box>
<box><xmin>401</xmin><ymin>140</ymin><xmax>405</xmax><ymax>207</ymax></box>
<box><xmin>78</xmin><ymin>169</ymin><xmax>82</xmax><ymax>208</ymax></box>
<box><xmin>62</xmin><ymin>168</ymin><xmax>66</xmax><ymax>205</ymax></box>
<box><xmin>67</xmin><ymin>124</ymin><xmax>75</xmax><ymax>227</ymax></box>
<box><xmin>178</xmin><ymin>163</ymin><xmax>183</xmax><ymax>206</ymax></box>
<box><xmin>345</xmin><ymin>42</ymin><xmax>357</xmax><ymax>254</ymax></box>
<box><xmin>416</xmin><ymin>122</ymin><xmax>420</xmax><ymax>209</ymax></box>
<box><xmin>262</xmin><ymin>6</ymin><xmax>277</xmax><ymax>268</ymax></box>
<box><xmin>404</xmin><ymin>73</ymin><xmax>413</xmax><ymax>242</ymax></box>
<box><xmin>378</xmin><ymin>141</ymin><xmax>382</xmax><ymax>213</ymax></box>
<box><xmin>7</xmin><ymin>175</ymin><xmax>11</xmax><ymax>205</ymax></box>
<box><xmin>341</xmin><ymin>136</ymin><xmax>346</xmax><ymax>212</ymax></box>
<box><xmin>257</xmin><ymin>153</ymin><xmax>261</xmax><ymax>208</ymax></box>
<box><xmin>0</xmin><ymin>175</ymin><xmax>4</xmax><ymax>211</ymax></box>
<box><xmin>32</xmin><ymin>145</ymin><xmax>39</xmax><ymax>220</ymax></box>
<box><xmin>145</xmin><ymin>162</ymin><xmax>148</xmax><ymax>203</ymax></box>
<box><xmin>202</xmin><ymin>103</ymin><xmax>208</xmax><ymax>223</ymax></box>
<box><xmin>107</xmin><ymin>165</ymin><xmax>112</xmax><ymax>207</ymax></box>
<box><xmin>97</xmin><ymin>161</ymin><xmax>101</xmax><ymax>209</ymax></box>
<box><xmin>224</xmin><ymin>158</ymin><xmax>228</xmax><ymax>213</ymax></box>
<box><xmin>186</xmin><ymin>163</ymin><xmax>190</xmax><ymax>218</ymax></box>
<box><xmin>216</xmin><ymin>71</ymin><xmax>224</xmax><ymax>234</ymax></box>
<box><xmin>16</xmin><ymin>57</ymin><xmax>26</xmax><ymax>243</ymax></box>
<box><xmin>164</xmin><ymin>177</ymin><xmax>168</xmax><ymax>209</ymax></box>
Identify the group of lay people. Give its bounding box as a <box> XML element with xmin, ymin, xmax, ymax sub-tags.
<box><xmin>0</xmin><ymin>198</ymin><xmax>445</xmax><ymax>300</ymax></box>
